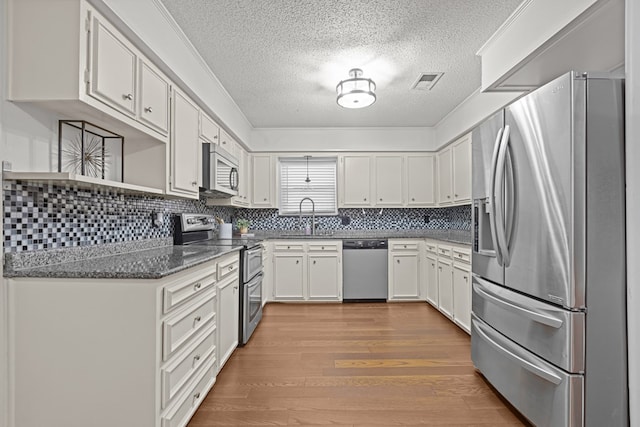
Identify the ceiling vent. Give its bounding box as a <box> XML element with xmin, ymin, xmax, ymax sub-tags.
<box><xmin>411</xmin><ymin>72</ymin><xmax>444</xmax><ymax>91</ymax></box>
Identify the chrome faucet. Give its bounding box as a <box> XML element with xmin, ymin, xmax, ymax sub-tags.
<box><xmin>299</xmin><ymin>197</ymin><xmax>315</xmax><ymax>235</ymax></box>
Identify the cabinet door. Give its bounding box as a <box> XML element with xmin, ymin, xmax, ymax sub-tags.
<box><xmin>252</xmin><ymin>155</ymin><xmax>273</xmax><ymax>207</ymax></box>
<box><xmin>138</xmin><ymin>59</ymin><xmax>170</xmax><ymax>135</ymax></box>
<box><xmin>218</xmin><ymin>277</ymin><xmax>239</xmax><ymax>369</ymax></box>
<box><xmin>453</xmin><ymin>134</ymin><xmax>472</xmax><ymax>203</ymax></box>
<box><xmin>233</xmin><ymin>148</ymin><xmax>250</xmax><ymax>206</ymax></box>
<box><xmin>453</xmin><ymin>264</ymin><xmax>471</xmax><ymax>333</ymax></box>
<box><xmin>219</xmin><ymin>129</ymin><xmax>238</xmax><ymax>158</ymax></box>
<box><xmin>342</xmin><ymin>156</ymin><xmax>372</xmax><ymax>206</ymax></box>
<box><xmin>200</xmin><ymin>112</ymin><xmax>220</xmax><ymax>145</ymax></box>
<box><xmin>437</xmin><ymin>147</ymin><xmax>452</xmax><ymax>205</ymax></box>
<box><xmin>90</xmin><ymin>14</ymin><xmax>137</xmax><ymax>116</ymax></box>
<box><xmin>273</xmin><ymin>254</ymin><xmax>305</xmax><ymax>300</ymax></box>
<box><xmin>425</xmin><ymin>255</ymin><xmax>438</xmax><ymax>306</ymax></box>
<box><xmin>437</xmin><ymin>259</ymin><xmax>453</xmax><ymax>318</ymax></box>
<box><xmin>308</xmin><ymin>255</ymin><xmax>342</xmax><ymax>301</ymax></box>
<box><xmin>375</xmin><ymin>156</ymin><xmax>403</xmax><ymax>205</ymax></box>
<box><xmin>170</xmin><ymin>88</ymin><xmax>200</xmax><ymax>197</ymax></box>
<box><xmin>389</xmin><ymin>253</ymin><xmax>420</xmax><ymax>300</ymax></box>
<box><xmin>406</xmin><ymin>155</ymin><xmax>436</xmax><ymax>206</ymax></box>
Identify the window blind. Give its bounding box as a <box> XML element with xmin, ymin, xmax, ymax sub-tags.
<box><xmin>279</xmin><ymin>157</ymin><xmax>337</xmax><ymax>215</ymax></box>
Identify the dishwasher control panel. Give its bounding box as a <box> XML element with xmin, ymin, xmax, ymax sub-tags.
<box><xmin>342</xmin><ymin>239</ymin><xmax>388</xmax><ymax>249</ymax></box>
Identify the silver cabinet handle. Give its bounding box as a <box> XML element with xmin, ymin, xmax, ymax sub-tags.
<box><xmin>213</xmin><ymin>135</ymin><xmax>218</xmax><ymax>139</ymax></box>
<box><xmin>194</xmin><ymin>392</ymin><xmax>201</xmax><ymax>399</ymax></box>
<box><xmin>194</xmin><ymin>354</ymin><xmax>201</xmax><ymax>361</ymax></box>
<box><xmin>364</xmin><ymin>198</ymin><xmax>367</xmax><ymax>201</ymax></box>
<box><xmin>313</xmin><ymin>260</ymin><xmax>316</xmax><ymax>265</ymax></box>
<box><xmin>380</xmin><ymin>198</ymin><xmax>383</xmax><ymax>201</ymax></box>
<box><xmin>194</xmin><ymin>282</ymin><xmax>202</xmax><ymax>290</ymax></box>
<box><xmin>123</xmin><ymin>93</ymin><xmax>133</xmax><ymax>100</ymax></box>
<box><xmin>404</xmin><ymin>245</ymin><xmax>407</xmax><ymax>248</ymax></box>
<box><xmin>228</xmin><ymin>265</ymin><xmax>233</xmax><ymax>271</ymax></box>
<box><xmin>321</xmin><ymin>246</ymin><xmax>324</xmax><ymax>250</ymax></box>
<box><xmin>447</xmin><ymin>195</ymin><xmax>451</xmax><ymax>199</ymax></box>
<box><xmin>191</xmin><ymin>181</ymin><xmax>197</xmax><ymax>186</ymax></box>
<box><xmin>263</xmin><ymin>198</ymin><xmax>267</xmax><ymax>201</ymax></box>
<box><xmin>455</xmin><ymin>193</ymin><xmax>458</xmax><ymax>197</ymax></box>
<box><xmin>194</xmin><ymin>316</ymin><xmax>201</xmax><ymax>322</ymax></box>
<box><xmin>144</xmin><ymin>106</ymin><xmax>153</xmax><ymax>113</ymax></box>
<box><xmin>412</xmin><ymin>197</ymin><xmax>415</xmax><ymax>201</ymax></box>
<box><xmin>396</xmin><ymin>259</ymin><xmax>400</xmax><ymax>263</ymax></box>
<box><xmin>296</xmin><ymin>260</ymin><xmax>299</xmax><ymax>264</ymax></box>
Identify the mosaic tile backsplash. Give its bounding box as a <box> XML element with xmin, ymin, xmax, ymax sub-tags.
<box><xmin>3</xmin><ymin>181</ymin><xmax>471</xmax><ymax>253</ymax></box>
<box><xmin>3</xmin><ymin>181</ymin><xmax>234</xmax><ymax>253</ymax></box>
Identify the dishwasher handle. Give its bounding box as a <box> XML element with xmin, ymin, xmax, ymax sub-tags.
<box><xmin>343</xmin><ymin>240</ymin><xmax>388</xmax><ymax>250</ymax></box>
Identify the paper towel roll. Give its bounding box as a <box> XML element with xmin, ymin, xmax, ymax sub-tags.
<box><xmin>219</xmin><ymin>223</ymin><xmax>232</xmax><ymax>239</ymax></box>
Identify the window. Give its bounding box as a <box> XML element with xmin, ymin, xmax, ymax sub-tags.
<box><xmin>278</xmin><ymin>157</ymin><xmax>337</xmax><ymax>215</ymax></box>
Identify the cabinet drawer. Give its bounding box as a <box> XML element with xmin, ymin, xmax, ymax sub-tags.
<box><xmin>163</xmin><ymin>292</ymin><xmax>216</xmax><ymax>361</ymax></box>
<box><xmin>163</xmin><ymin>272</ymin><xmax>216</xmax><ymax>314</ymax></box>
<box><xmin>452</xmin><ymin>247</ymin><xmax>471</xmax><ymax>264</ymax></box>
<box><xmin>200</xmin><ymin>113</ymin><xmax>219</xmax><ymax>144</ymax></box>
<box><xmin>391</xmin><ymin>241</ymin><xmax>420</xmax><ymax>251</ymax></box>
<box><xmin>217</xmin><ymin>254</ymin><xmax>239</xmax><ymax>281</ymax></box>
<box><xmin>425</xmin><ymin>242</ymin><xmax>438</xmax><ymax>254</ymax></box>
<box><xmin>161</xmin><ymin>323</ymin><xmax>216</xmax><ymax>408</ymax></box>
<box><xmin>437</xmin><ymin>245</ymin><xmax>452</xmax><ymax>258</ymax></box>
<box><xmin>307</xmin><ymin>242</ymin><xmax>340</xmax><ymax>252</ymax></box>
<box><xmin>273</xmin><ymin>242</ymin><xmax>305</xmax><ymax>252</ymax></box>
<box><xmin>161</xmin><ymin>354</ymin><xmax>216</xmax><ymax>427</ymax></box>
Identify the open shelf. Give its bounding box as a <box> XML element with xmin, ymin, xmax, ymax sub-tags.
<box><xmin>3</xmin><ymin>172</ymin><xmax>164</xmax><ymax>196</ymax></box>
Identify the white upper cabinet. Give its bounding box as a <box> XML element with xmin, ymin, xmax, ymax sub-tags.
<box><xmin>341</xmin><ymin>155</ymin><xmax>372</xmax><ymax>207</ymax></box>
<box><xmin>251</xmin><ymin>155</ymin><xmax>274</xmax><ymax>207</ymax></box>
<box><xmin>169</xmin><ymin>87</ymin><xmax>200</xmax><ymax>198</ymax></box>
<box><xmin>437</xmin><ymin>147</ymin><xmax>453</xmax><ymax>205</ymax></box>
<box><xmin>138</xmin><ymin>59</ymin><xmax>170</xmax><ymax>135</ymax></box>
<box><xmin>452</xmin><ymin>134</ymin><xmax>472</xmax><ymax>203</ymax></box>
<box><xmin>89</xmin><ymin>14</ymin><xmax>137</xmax><ymax>116</ymax></box>
<box><xmin>375</xmin><ymin>155</ymin><xmax>403</xmax><ymax>206</ymax></box>
<box><xmin>406</xmin><ymin>154</ymin><xmax>436</xmax><ymax>206</ymax></box>
<box><xmin>437</xmin><ymin>132</ymin><xmax>471</xmax><ymax>206</ymax></box>
<box><xmin>199</xmin><ymin>112</ymin><xmax>220</xmax><ymax>145</ymax></box>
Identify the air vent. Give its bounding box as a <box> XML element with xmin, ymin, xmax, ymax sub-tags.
<box><xmin>411</xmin><ymin>72</ymin><xmax>444</xmax><ymax>91</ymax></box>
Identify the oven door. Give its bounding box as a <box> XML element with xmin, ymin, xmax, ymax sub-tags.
<box><xmin>243</xmin><ymin>245</ymin><xmax>263</xmax><ymax>281</ymax></box>
<box><xmin>242</xmin><ymin>272</ymin><xmax>263</xmax><ymax>344</ymax></box>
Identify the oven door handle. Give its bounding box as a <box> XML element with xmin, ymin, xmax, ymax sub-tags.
<box><xmin>246</xmin><ymin>272</ymin><xmax>263</xmax><ymax>289</ymax></box>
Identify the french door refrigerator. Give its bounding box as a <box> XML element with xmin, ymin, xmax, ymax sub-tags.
<box><xmin>471</xmin><ymin>71</ymin><xmax>627</xmax><ymax>427</ymax></box>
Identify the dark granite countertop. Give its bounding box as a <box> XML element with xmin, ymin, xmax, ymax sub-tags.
<box><xmin>244</xmin><ymin>229</ymin><xmax>472</xmax><ymax>245</ymax></box>
<box><xmin>4</xmin><ymin>240</ymin><xmax>242</xmax><ymax>280</ymax></box>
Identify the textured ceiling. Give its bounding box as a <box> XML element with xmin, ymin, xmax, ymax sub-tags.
<box><xmin>159</xmin><ymin>0</ymin><xmax>522</xmax><ymax>128</ymax></box>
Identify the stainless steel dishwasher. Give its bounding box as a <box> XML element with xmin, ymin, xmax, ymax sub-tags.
<box><xmin>342</xmin><ymin>239</ymin><xmax>388</xmax><ymax>302</ymax></box>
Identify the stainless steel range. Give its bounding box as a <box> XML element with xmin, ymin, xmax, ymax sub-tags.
<box><xmin>174</xmin><ymin>213</ymin><xmax>264</xmax><ymax>346</ymax></box>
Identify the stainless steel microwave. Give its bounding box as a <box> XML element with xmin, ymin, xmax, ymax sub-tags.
<box><xmin>201</xmin><ymin>143</ymin><xmax>239</xmax><ymax>197</ymax></box>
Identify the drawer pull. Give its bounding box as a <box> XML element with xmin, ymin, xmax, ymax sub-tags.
<box><xmin>193</xmin><ymin>354</ymin><xmax>201</xmax><ymax>366</ymax></box>
<box><xmin>123</xmin><ymin>93</ymin><xmax>133</xmax><ymax>101</ymax></box>
<box><xmin>287</xmin><ymin>246</ymin><xmax>290</xmax><ymax>249</ymax></box>
<box><xmin>194</xmin><ymin>282</ymin><xmax>202</xmax><ymax>290</ymax></box>
<box><xmin>194</xmin><ymin>316</ymin><xmax>201</xmax><ymax>323</ymax></box>
<box><xmin>296</xmin><ymin>260</ymin><xmax>299</xmax><ymax>264</ymax></box>
<box><xmin>396</xmin><ymin>259</ymin><xmax>400</xmax><ymax>264</ymax></box>
<box><xmin>321</xmin><ymin>246</ymin><xmax>324</xmax><ymax>250</ymax></box>
<box><xmin>404</xmin><ymin>245</ymin><xmax>407</xmax><ymax>248</ymax></box>
<box><xmin>228</xmin><ymin>265</ymin><xmax>234</xmax><ymax>271</ymax></box>
<box><xmin>144</xmin><ymin>106</ymin><xmax>153</xmax><ymax>113</ymax></box>
<box><xmin>458</xmin><ymin>254</ymin><xmax>463</xmax><ymax>258</ymax></box>
<box><xmin>194</xmin><ymin>392</ymin><xmax>201</xmax><ymax>401</ymax></box>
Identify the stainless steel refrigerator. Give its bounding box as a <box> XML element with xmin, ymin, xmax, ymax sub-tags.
<box><xmin>471</xmin><ymin>71</ymin><xmax>627</xmax><ymax>426</ymax></box>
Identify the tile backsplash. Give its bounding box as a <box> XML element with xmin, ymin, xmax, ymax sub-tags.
<box><xmin>3</xmin><ymin>181</ymin><xmax>233</xmax><ymax>253</ymax></box>
<box><xmin>3</xmin><ymin>181</ymin><xmax>471</xmax><ymax>253</ymax></box>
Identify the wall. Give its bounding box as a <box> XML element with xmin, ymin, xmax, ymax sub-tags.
<box><xmin>251</xmin><ymin>127</ymin><xmax>436</xmax><ymax>152</ymax></box>
<box><xmin>626</xmin><ymin>0</ymin><xmax>639</xmax><ymax>424</ymax></box>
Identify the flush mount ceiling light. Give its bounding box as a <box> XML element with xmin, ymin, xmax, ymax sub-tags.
<box><xmin>336</xmin><ymin>68</ymin><xmax>376</xmax><ymax>109</ymax></box>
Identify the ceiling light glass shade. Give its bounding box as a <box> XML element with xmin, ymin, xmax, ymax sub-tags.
<box><xmin>336</xmin><ymin>68</ymin><xmax>376</xmax><ymax>109</ymax></box>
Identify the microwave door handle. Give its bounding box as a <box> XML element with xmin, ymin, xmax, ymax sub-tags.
<box><xmin>230</xmin><ymin>167</ymin><xmax>239</xmax><ymax>190</ymax></box>
<box><xmin>489</xmin><ymin>127</ymin><xmax>504</xmax><ymax>266</ymax></box>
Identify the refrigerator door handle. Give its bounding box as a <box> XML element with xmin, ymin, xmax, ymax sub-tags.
<box><xmin>489</xmin><ymin>127</ymin><xmax>504</xmax><ymax>265</ymax></box>
<box><xmin>473</xmin><ymin>318</ymin><xmax>563</xmax><ymax>385</ymax></box>
<box><xmin>474</xmin><ymin>276</ymin><xmax>564</xmax><ymax>329</ymax></box>
<box><xmin>494</xmin><ymin>125</ymin><xmax>511</xmax><ymax>266</ymax></box>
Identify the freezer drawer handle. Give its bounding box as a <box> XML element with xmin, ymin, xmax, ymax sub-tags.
<box><xmin>474</xmin><ymin>320</ymin><xmax>562</xmax><ymax>385</ymax></box>
<box><xmin>474</xmin><ymin>278</ymin><xmax>563</xmax><ymax>329</ymax></box>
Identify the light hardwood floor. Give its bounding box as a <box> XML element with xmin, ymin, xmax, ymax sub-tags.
<box><xmin>188</xmin><ymin>302</ymin><xmax>528</xmax><ymax>426</ymax></box>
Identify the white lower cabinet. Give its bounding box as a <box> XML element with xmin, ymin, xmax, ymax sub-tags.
<box><xmin>217</xmin><ymin>252</ymin><xmax>240</xmax><ymax>370</ymax></box>
<box><xmin>425</xmin><ymin>252</ymin><xmax>439</xmax><ymax>306</ymax></box>
<box><xmin>7</xmin><ymin>251</ymin><xmax>242</xmax><ymax>427</ymax></box>
<box><xmin>437</xmin><ymin>256</ymin><xmax>454</xmax><ymax>319</ymax></box>
<box><xmin>271</xmin><ymin>240</ymin><xmax>342</xmax><ymax>301</ymax></box>
<box><xmin>388</xmin><ymin>240</ymin><xmax>421</xmax><ymax>301</ymax></box>
<box><xmin>452</xmin><ymin>263</ymin><xmax>472</xmax><ymax>333</ymax></box>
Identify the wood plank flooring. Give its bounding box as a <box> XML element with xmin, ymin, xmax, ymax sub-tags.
<box><xmin>188</xmin><ymin>302</ymin><xmax>528</xmax><ymax>426</ymax></box>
